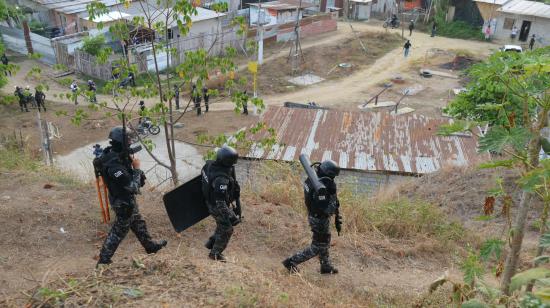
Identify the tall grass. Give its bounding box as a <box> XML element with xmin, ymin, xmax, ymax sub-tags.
<box><xmin>0</xmin><ymin>134</ymin><xmax>84</xmax><ymax>188</ymax></box>
<box><xmin>246</xmin><ymin>161</ymin><xmax>466</xmax><ymax>244</ymax></box>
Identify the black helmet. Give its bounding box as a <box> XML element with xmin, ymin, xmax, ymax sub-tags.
<box><xmin>318</xmin><ymin>160</ymin><xmax>340</xmax><ymax>178</ymax></box>
<box><xmin>108</xmin><ymin>126</ymin><xmax>133</xmax><ymax>145</ymax></box>
<box><xmin>216</xmin><ymin>145</ymin><xmax>238</xmax><ymax>167</ymax></box>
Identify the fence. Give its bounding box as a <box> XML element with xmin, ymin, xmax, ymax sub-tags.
<box><xmin>0</xmin><ymin>25</ymin><xmax>56</xmax><ymax>64</ymax></box>
<box><xmin>74</xmin><ymin>50</ymin><xmax>120</xmax><ymax>80</ymax></box>
<box><xmin>171</xmin><ymin>29</ymin><xmax>245</xmax><ymax>65</ymax></box>
<box><xmin>73</xmin><ymin>28</ymin><xmax>245</xmax><ymax>80</ymax></box>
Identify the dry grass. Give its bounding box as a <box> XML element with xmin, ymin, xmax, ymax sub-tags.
<box><xmin>1</xmin><ymin>160</ymin><xmax>477</xmax><ymax>307</ymax></box>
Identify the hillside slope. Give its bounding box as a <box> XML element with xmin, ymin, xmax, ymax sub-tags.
<box><xmin>0</xmin><ymin>160</ymin><xmax>472</xmax><ymax>307</ymax></box>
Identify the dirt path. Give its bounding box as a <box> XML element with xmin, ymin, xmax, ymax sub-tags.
<box><xmin>2</xmin><ymin>22</ymin><xmax>500</xmax><ymax>115</ymax></box>
<box><xmin>211</xmin><ymin>22</ymin><xmax>500</xmax><ymax>111</ymax></box>
<box><xmin>0</xmin><ymin>23</ymin><xmax>362</xmax><ymax>110</ymax></box>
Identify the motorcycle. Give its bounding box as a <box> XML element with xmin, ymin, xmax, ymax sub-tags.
<box><xmin>383</xmin><ymin>17</ymin><xmax>400</xmax><ymax>29</ymax></box>
<box><xmin>137</xmin><ymin>117</ymin><xmax>161</xmax><ymax>137</ymax></box>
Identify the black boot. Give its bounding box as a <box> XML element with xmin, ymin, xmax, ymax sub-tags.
<box><xmin>282</xmin><ymin>258</ymin><xmax>299</xmax><ymax>273</ymax></box>
<box><xmin>145</xmin><ymin>240</ymin><xmax>167</xmax><ymax>254</ymax></box>
<box><xmin>208</xmin><ymin>252</ymin><xmax>226</xmax><ymax>262</ymax></box>
<box><xmin>205</xmin><ymin>237</ymin><xmax>215</xmax><ymax>250</ymax></box>
<box><xmin>320</xmin><ymin>263</ymin><xmax>338</xmax><ymax>274</ymax></box>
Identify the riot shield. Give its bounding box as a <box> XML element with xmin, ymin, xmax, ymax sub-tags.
<box><xmin>163</xmin><ymin>175</ymin><xmax>210</xmax><ymax>233</ymax></box>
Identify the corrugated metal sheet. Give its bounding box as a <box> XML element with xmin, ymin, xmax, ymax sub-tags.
<box><xmin>473</xmin><ymin>0</ymin><xmax>509</xmax><ymax>6</ymax></box>
<box><xmin>249</xmin><ymin>0</ymin><xmax>316</xmax><ymax>11</ymax></box>
<box><xmin>498</xmin><ymin>0</ymin><xmax>550</xmax><ymax>19</ymax></box>
<box><xmin>245</xmin><ymin>106</ymin><xmax>488</xmax><ymax>174</ymax></box>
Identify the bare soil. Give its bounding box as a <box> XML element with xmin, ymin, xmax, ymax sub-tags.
<box><xmin>0</xmin><ymin>101</ymin><xmax>258</xmax><ymax>157</ymax></box>
<box><xmin>240</xmin><ymin>32</ymin><xmax>402</xmax><ymax>96</ymax></box>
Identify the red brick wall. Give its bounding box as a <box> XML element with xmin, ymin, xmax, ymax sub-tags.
<box><xmin>248</xmin><ymin>14</ymin><xmax>337</xmax><ymax>43</ymax></box>
<box><xmin>300</xmin><ymin>18</ymin><xmax>337</xmax><ymax>37</ymax></box>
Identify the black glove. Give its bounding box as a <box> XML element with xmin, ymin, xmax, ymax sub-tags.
<box><xmin>234</xmin><ymin>198</ymin><xmax>242</xmax><ymax>219</ymax></box>
<box><xmin>335</xmin><ymin>214</ymin><xmax>342</xmax><ymax>236</ymax></box>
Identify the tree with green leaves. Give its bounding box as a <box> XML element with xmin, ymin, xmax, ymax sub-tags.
<box><xmin>442</xmin><ymin>47</ymin><xmax>550</xmax><ymax>296</ymax></box>
<box><xmin>0</xmin><ymin>0</ymin><xmax>21</xmax><ymax>90</ymax></box>
<box><xmin>56</xmin><ymin>0</ymin><xmax>272</xmax><ymax>186</ymax></box>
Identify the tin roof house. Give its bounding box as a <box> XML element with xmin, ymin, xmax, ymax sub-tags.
<box><xmin>242</xmin><ymin>106</ymin><xmax>488</xmax><ymax>193</ymax></box>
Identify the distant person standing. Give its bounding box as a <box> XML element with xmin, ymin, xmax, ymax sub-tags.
<box><xmin>408</xmin><ymin>20</ymin><xmax>414</xmax><ymax>36</ymax></box>
<box><xmin>173</xmin><ymin>84</ymin><xmax>180</xmax><ymax>110</ymax></box>
<box><xmin>203</xmin><ymin>87</ymin><xmax>209</xmax><ymax>113</ymax></box>
<box><xmin>1</xmin><ymin>54</ymin><xmax>10</xmax><ymax>76</ymax></box>
<box><xmin>192</xmin><ymin>84</ymin><xmax>202</xmax><ymax>116</ymax></box>
<box><xmin>70</xmin><ymin>80</ymin><xmax>79</xmax><ymax>105</ymax></box>
<box><xmin>35</xmin><ymin>87</ymin><xmax>46</xmax><ymax>112</ymax></box>
<box><xmin>431</xmin><ymin>21</ymin><xmax>437</xmax><ymax>37</ymax></box>
<box><xmin>403</xmin><ymin>40</ymin><xmax>412</xmax><ymax>57</ymax></box>
<box><xmin>529</xmin><ymin>34</ymin><xmax>536</xmax><ymax>50</ymax></box>
<box><xmin>242</xmin><ymin>91</ymin><xmax>249</xmax><ymax>115</ymax></box>
<box><xmin>510</xmin><ymin>25</ymin><xmax>518</xmax><ymax>42</ymax></box>
<box><xmin>484</xmin><ymin>25</ymin><xmax>491</xmax><ymax>40</ymax></box>
<box><xmin>138</xmin><ymin>100</ymin><xmax>146</xmax><ymax>124</ymax></box>
<box><xmin>88</xmin><ymin>80</ymin><xmax>97</xmax><ymax>103</ymax></box>
<box><xmin>14</xmin><ymin>86</ymin><xmax>28</xmax><ymax>112</ymax></box>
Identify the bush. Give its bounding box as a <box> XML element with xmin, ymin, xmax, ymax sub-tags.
<box><xmin>247</xmin><ymin>161</ymin><xmax>466</xmax><ymax>244</ymax></box>
<box><xmin>82</xmin><ymin>35</ymin><xmax>106</xmax><ymax>57</ymax></box>
<box><xmin>437</xmin><ymin>20</ymin><xmax>484</xmax><ymax>40</ymax></box>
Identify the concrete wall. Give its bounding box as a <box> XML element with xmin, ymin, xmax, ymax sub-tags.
<box><xmin>235</xmin><ymin>159</ymin><xmax>409</xmax><ymax>196</ymax></box>
<box><xmin>493</xmin><ymin>13</ymin><xmax>550</xmax><ymax>46</ymax></box>
<box><xmin>0</xmin><ymin>25</ymin><xmax>56</xmax><ymax>64</ymax></box>
<box><xmin>370</xmin><ymin>0</ymin><xmax>397</xmax><ymax>17</ymax></box>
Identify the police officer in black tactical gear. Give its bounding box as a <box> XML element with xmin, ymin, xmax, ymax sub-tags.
<box><xmin>283</xmin><ymin>160</ymin><xmax>342</xmax><ymax>274</ymax></box>
<box><xmin>95</xmin><ymin>126</ymin><xmax>167</xmax><ymax>266</ymax></box>
<box><xmin>201</xmin><ymin>145</ymin><xmax>242</xmax><ymax>262</ymax></box>
<box><xmin>35</xmin><ymin>87</ymin><xmax>46</xmax><ymax>112</ymax></box>
<box><xmin>14</xmin><ymin>86</ymin><xmax>28</xmax><ymax>112</ymax></box>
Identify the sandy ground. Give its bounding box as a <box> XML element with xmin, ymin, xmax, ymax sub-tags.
<box><xmin>55</xmin><ymin>130</ymin><xmax>205</xmax><ymax>187</ymax></box>
<box><xmin>1</xmin><ymin>21</ymin><xmax>499</xmax><ymax>117</ymax></box>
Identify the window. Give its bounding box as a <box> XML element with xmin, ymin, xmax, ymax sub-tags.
<box><xmin>503</xmin><ymin>18</ymin><xmax>515</xmax><ymax>30</ymax></box>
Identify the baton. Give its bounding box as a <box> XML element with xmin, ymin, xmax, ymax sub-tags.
<box><xmin>101</xmin><ymin>177</ymin><xmax>110</xmax><ymax>222</ymax></box>
<box><xmin>95</xmin><ymin>177</ymin><xmax>107</xmax><ymax>223</ymax></box>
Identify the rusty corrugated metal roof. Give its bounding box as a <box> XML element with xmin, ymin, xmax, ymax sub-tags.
<box><xmin>245</xmin><ymin>106</ymin><xmax>488</xmax><ymax>174</ymax></box>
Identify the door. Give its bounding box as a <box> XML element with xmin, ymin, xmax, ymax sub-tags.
<box><xmin>519</xmin><ymin>20</ymin><xmax>531</xmax><ymax>42</ymax></box>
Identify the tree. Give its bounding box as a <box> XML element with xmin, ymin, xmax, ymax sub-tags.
<box><xmin>58</xmin><ymin>0</ymin><xmax>271</xmax><ymax>186</ymax></box>
<box><xmin>81</xmin><ymin>34</ymin><xmax>107</xmax><ymax>56</ymax></box>
<box><xmin>442</xmin><ymin>47</ymin><xmax>550</xmax><ymax>295</ymax></box>
<box><xmin>0</xmin><ymin>0</ymin><xmax>21</xmax><ymax>89</ymax></box>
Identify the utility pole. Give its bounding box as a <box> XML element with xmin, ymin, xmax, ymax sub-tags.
<box><xmin>288</xmin><ymin>0</ymin><xmax>304</xmax><ymax>75</ymax></box>
<box><xmin>400</xmin><ymin>0</ymin><xmax>404</xmax><ymax>39</ymax></box>
<box><xmin>257</xmin><ymin>2</ymin><xmax>264</xmax><ymax>65</ymax></box>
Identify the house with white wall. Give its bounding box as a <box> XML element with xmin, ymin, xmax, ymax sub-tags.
<box><xmin>475</xmin><ymin>0</ymin><xmax>550</xmax><ymax>46</ymax></box>
<box><xmin>494</xmin><ymin>0</ymin><xmax>550</xmax><ymax>45</ymax></box>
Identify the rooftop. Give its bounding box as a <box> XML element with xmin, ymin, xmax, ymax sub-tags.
<box><xmin>498</xmin><ymin>0</ymin><xmax>550</xmax><ymax>18</ymax></box>
<box><xmin>249</xmin><ymin>0</ymin><xmax>316</xmax><ymax>11</ymax></box>
<box><xmin>245</xmin><ymin>106</ymin><xmax>487</xmax><ymax>175</ymax></box>
<box><xmin>81</xmin><ymin>11</ymin><xmax>131</xmax><ymax>22</ymax></box>
<box><xmin>473</xmin><ymin>0</ymin><xmax>510</xmax><ymax>5</ymax></box>
<box><xmin>38</xmin><ymin>0</ymin><xmax>119</xmax><ymax>14</ymax></box>
<box><xmin>78</xmin><ymin>2</ymin><xmax>224</xmax><ymax>25</ymax></box>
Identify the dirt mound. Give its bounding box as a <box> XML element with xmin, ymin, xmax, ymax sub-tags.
<box><xmin>396</xmin><ymin>166</ymin><xmax>543</xmax><ymax>238</ymax></box>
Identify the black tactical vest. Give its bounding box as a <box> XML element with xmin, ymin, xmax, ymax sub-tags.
<box><xmin>94</xmin><ymin>147</ymin><xmax>134</xmax><ymax>202</ymax></box>
<box><xmin>304</xmin><ymin>176</ymin><xmax>338</xmax><ymax>216</ymax></box>
<box><xmin>201</xmin><ymin>160</ymin><xmax>236</xmax><ymax>205</ymax></box>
